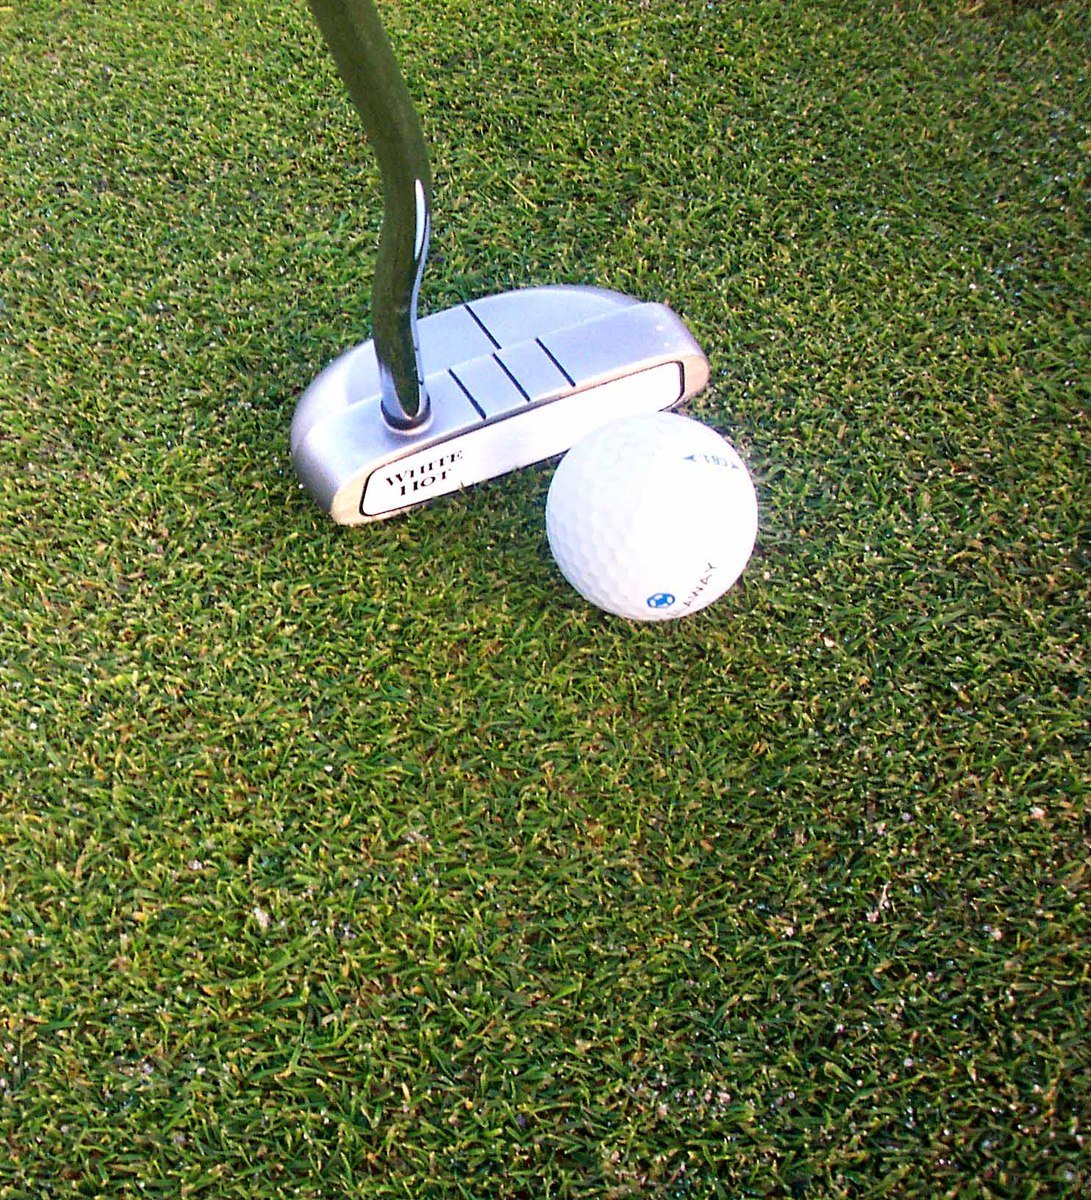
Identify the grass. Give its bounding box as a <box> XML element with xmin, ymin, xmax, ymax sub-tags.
<box><xmin>1</xmin><ymin>0</ymin><xmax>1088</xmax><ymax>1195</ymax></box>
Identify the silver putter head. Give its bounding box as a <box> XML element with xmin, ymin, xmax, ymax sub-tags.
<box><xmin>291</xmin><ymin>284</ymin><xmax>709</xmax><ymax>524</ymax></box>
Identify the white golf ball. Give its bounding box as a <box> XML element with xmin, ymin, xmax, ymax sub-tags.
<box><xmin>546</xmin><ymin>412</ymin><xmax>758</xmax><ymax>621</ymax></box>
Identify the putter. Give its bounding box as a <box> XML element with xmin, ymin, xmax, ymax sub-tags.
<box><xmin>292</xmin><ymin>0</ymin><xmax>709</xmax><ymax>524</ymax></box>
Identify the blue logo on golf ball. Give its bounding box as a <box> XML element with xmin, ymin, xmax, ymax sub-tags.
<box><xmin>646</xmin><ymin>592</ymin><xmax>676</xmax><ymax>610</ymax></box>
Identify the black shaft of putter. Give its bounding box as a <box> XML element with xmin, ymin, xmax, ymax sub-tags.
<box><xmin>307</xmin><ymin>0</ymin><xmax>432</xmax><ymax>429</ymax></box>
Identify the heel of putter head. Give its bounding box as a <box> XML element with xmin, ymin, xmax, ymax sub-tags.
<box><xmin>290</xmin><ymin>284</ymin><xmax>710</xmax><ymax>525</ymax></box>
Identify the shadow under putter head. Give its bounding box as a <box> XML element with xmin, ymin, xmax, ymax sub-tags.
<box><xmin>292</xmin><ymin>0</ymin><xmax>709</xmax><ymax>525</ymax></box>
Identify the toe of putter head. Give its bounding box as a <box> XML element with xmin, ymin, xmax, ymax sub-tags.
<box><xmin>291</xmin><ymin>284</ymin><xmax>709</xmax><ymax>524</ymax></box>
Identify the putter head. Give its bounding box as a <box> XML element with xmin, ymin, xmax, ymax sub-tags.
<box><xmin>291</xmin><ymin>284</ymin><xmax>709</xmax><ymax>524</ymax></box>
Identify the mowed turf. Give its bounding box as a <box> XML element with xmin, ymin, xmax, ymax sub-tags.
<box><xmin>1</xmin><ymin>0</ymin><xmax>1087</xmax><ymax>1196</ymax></box>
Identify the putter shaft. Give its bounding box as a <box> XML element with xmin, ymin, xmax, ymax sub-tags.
<box><xmin>307</xmin><ymin>0</ymin><xmax>432</xmax><ymax>428</ymax></box>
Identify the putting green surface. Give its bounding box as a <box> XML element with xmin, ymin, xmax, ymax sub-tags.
<box><xmin>1</xmin><ymin>1</ymin><xmax>1087</xmax><ymax>1195</ymax></box>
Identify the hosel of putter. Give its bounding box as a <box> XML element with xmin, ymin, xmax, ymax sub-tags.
<box><xmin>306</xmin><ymin>0</ymin><xmax>433</xmax><ymax>430</ymax></box>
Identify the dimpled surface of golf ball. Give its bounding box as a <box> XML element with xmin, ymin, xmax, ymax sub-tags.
<box><xmin>546</xmin><ymin>411</ymin><xmax>758</xmax><ymax>621</ymax></box>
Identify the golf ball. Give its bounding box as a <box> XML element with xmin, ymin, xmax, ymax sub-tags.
<box><xmin>546</xmin><ymin>412</ymin><xmax>758</xmax><ymax>621</ymax></box>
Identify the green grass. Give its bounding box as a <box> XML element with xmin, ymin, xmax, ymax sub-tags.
<box><xmin>1</xmin><ymin>0</ymin><xmax>1088</xmax><ymax>1195</ymax></box>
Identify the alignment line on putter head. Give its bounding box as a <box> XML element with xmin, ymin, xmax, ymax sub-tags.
<box><xmin>448</xmin><ymin>371</ymin><xmax>488</xmax><ymax>421</ymax></box>
<box><xmin>535</xmin><ymin>339</ymin><xmax>577</xmax><ymax>388</ymax></box>
<box><xmin>465</xmin><ymin>304</ymin><xmax>502</xmax><ymax>349</ymax></box>
<box><xmin>293</xmin><ymin>0</ymin><xmax>709</xmax><ymax>524</ymax></box>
